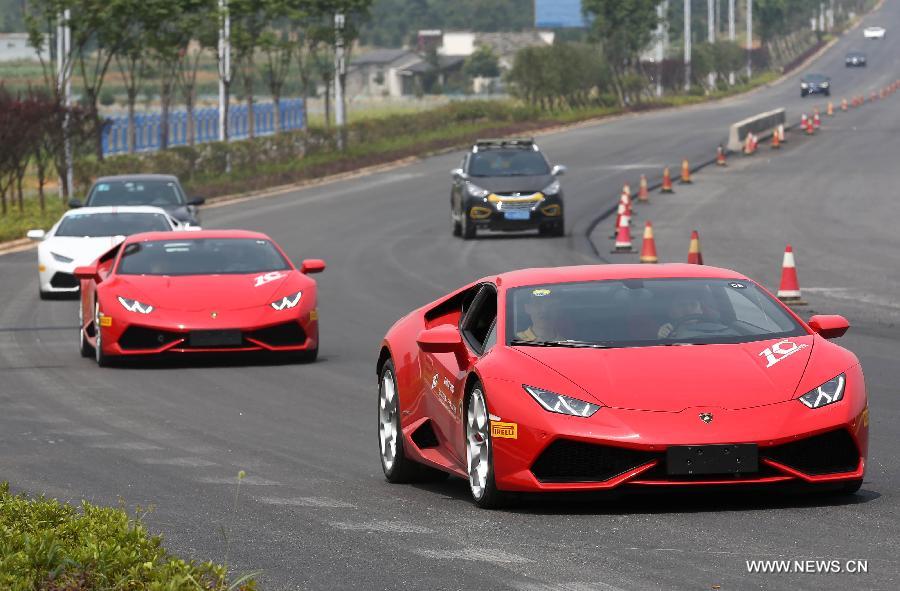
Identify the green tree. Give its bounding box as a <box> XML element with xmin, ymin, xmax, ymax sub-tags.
<box><xmin>463</xmin><ymin>46</ymin><xmax>500</xmax><ymax>79</ymax></box>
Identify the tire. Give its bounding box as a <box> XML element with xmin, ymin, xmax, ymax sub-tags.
<box><xmin>39</xmin><ymin>289</ymin><xmax>51</xmax><ymax>300</ymax></box>
<box><xmin>465</xmin><ymin>382</ymin><xmax>507</xmax><ymax>509</ymax></box>
<box><xmin>540</xmin><ymin>219</ymin><xmax>565</xmax><ymax>237</ymax></box>
<box><xmin>292</xmin><ymin>345</ymin><xmax>318</xmax><ymax>363</ymax></box>
<box><xmin>451</xmin><ymin>211</ymin><xmax>462</xmax><ymax>237</ymax></box>
<box><xmin>825</xmin><ymin>90</ymin><xmax>831</xmax><ymax>97</ymax></box>
<box><xmin>833</xmin><ymin>479</ymin><xmax>863</xmax><ymax>495</ymax></box>
<box><xmin>94</xmin><ymin>301</ymin><xmax>110</xmax><ymax>367</ymax></box>
<box><xmin>378</xmin><ymin>360</ymin><xmax>448</xmax><ymax>483</ymax></box>
<box><xmin>78</xmin><ymin>305</ymin><xmax>92</xmax><ymax>358</ymax></box>
<box><xmin>461</xmin><ymin>212</ymin><xmax>476</xmax><ymax>240</ymax></box>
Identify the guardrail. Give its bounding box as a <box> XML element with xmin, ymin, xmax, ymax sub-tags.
<box><xmin>727</xmin><ymin>108</ymin><xmax>786</xmax><ymax>151</ymax></box>
<box><xmin>101</xmin><ymin>99</ymin><xmax>305</xmax><ymax>157</ymax></box>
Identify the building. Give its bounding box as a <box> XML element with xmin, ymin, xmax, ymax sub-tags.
<box><xmin>0</xmin><ymin>33</ymin><xmax>48</xmax><ymax>62</ymax></box>
<box><xmin>346</xmin><ymin>49</ymin><xmax>421</xmax><ymax>98</ymax></box>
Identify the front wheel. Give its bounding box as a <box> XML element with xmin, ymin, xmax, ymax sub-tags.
<box><xmin>465</xmin><ymin>383</ymin><xmax>507</xmax><ymax>509</ymax></box>
<box><xmin>94</xmin><ymin>301</ymin><xmax>110</xmax><ymax>367</ymax></box>
<box><xmin>461</xmin><ymin>212</ymin><xmax>476</xmax><ymax>240</ymax></box>
<box><xmin>79</xmin><ymin>304</ymin><xmax>92</xmax><ymax>358</ymax></box>
<box><xmin>451</xmin><ymin>211</ymin><xmax>462</xmax><ymax>237</ymax></box>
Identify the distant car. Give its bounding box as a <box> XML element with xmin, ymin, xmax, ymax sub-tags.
<box><xmin>75</xmin><ymin>230</ymin><xmax>325</xmax><ymax>366</ymax></box>
<box><xmin>377</xmin><ymin>264</ymin><xmax>867</xmax><ymax>508</ymax></box>
<box><xmin>27</xmin><ymin>206</ymin><xmax>181</xmax><ymax>299</ymax></box>
<box><xmin>800</xmin><ymin>73</ymin><xmax>831</xmax><ymax>97</ymax></box>
<box><xmin>70</xmin><ymin>174</ymin><xmax>205</xmax><ymax>227</ymax></box>
<box><xmin>450</xmin><ymin>138</ymin><xmax>566</xmax><ymax>239</ymax></box>
<box><xmin>845</xmin><ymin>50</ymin><xmax>867</xmax><ymax>67</ymax></box>
<box><xmin>863</xmin><ymin>26</ymin><xmax>886</xmax><ymax>39</ymax></box>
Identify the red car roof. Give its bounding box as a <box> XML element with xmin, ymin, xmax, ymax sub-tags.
<box><xmin>124</xmin><ymin>229</ymin><xmax>273</xmax><ymax>243</ymax></box>
<box><xmin>496</xmin><ymin>263</ymin><xmax>746</xmax><ymax>288</ymax></box>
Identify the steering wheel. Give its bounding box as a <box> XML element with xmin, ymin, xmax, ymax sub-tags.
<box><xmin>666</xmin><ymin>313</ymin><xmax>707</xmax><ymax>337</ymax></box>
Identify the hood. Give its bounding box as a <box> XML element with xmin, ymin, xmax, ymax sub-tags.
<box><xmin>469</xmin><ymin>174</ymin><xmax>554</xmax><ymax>195</ymax></box>
<box><xmin>514</xmin><ymin>336</ymin><xmax>816</xmax><ymax>412</ymax></box>
<box><xmin>161</xmin><ymin>204</ymin><xmax>196</xmax><ymax>224</ymax></box>
<box><xmin>111</xmin><ymin>271</ymin><xmax>304</xmax><ymax>312</ymax></box>
<box><xmin>43</xmin><ymin>236</ymin><xmax>125</xmax><ymax>265</ymax></box>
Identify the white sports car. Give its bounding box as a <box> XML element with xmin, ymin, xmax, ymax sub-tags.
<box><xmin>863</xmin><ymin>26</ymin><xmax>886</xmax><ymax>39</ymax></box>
<box><xmin>27</xmin><ymin>206</ymin><xmax>185</xmax><ymax>299</ymax></box>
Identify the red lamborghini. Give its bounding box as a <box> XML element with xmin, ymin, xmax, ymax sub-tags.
<box><xmin>376</xmin><ymin>264</ymin><xmax>868</xmax><ymax>508</ymax></box>
<box><xmin>75</xmin><ymin>230</ymin><xmax>324</xmax><ymax>365</ymax></box>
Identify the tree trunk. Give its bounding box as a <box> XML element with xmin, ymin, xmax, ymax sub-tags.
<box><xmin>323</xmin><ymin>81</ymin><xmax>331</xmax><ymax>130</ymax></box>
<box><xmin>186</xmin><ymin>88</ymin><xmax>196</xmax><ymax>145</ymax></box>
<box><xmin>273</xmin><ymin>91</ymin><xmax>281</xmax><ymax>133</ymax></box>
<box><xmin>127</xmin><ymin>91</ymin><xmax>137</xmax><ymax>153</ymax></box>
<box><xmin>16</xmin><ymin>170</ymin><xmax>25</xmax><ymax>212</ymax></box>
<box><xmin>245</xmin><ymin>71</ymin><xmax>255</xmax><ymax>139</ymax></box>
<box><xmin>161</xmin><ymin>79</ymin><xmax>173</xmax><ymax>149</ymax></box>
<box><xmin>89</xmin><ymin>98</ymin><xmax>104</xmax><ymax>161</ymax></box>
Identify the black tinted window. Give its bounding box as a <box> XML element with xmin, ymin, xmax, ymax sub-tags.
<box><xmin>468</xmin><ymin>150</ymin><xmax>550</xmax><ymax>177</ymax></box>
<box><xmin>56</xmin><ymin>212</ymin><xmax>172</xmax><ymax>237</ymax></box>
<box><xmin>117</xmin><ymin>238</ymin><xmax>290</xmax><ymax>276</ymax></box>
<box><xmin>87</xmin><ymin>180</ymin><xmax>185</xmax><ymax>207</ymax></box>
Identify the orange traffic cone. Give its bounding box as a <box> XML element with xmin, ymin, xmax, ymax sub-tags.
<box><xmin>661</xmin><ymin>167</ymin><xmax>674</xmax><ymax>193</ymax></box>
<box><xmin>716</xmin><ymin>145</ymin><xmax>727</xmax><ymax>166</ymax></box>
<box><xmin>800</xmin><ymin>113</ymin><xmax>807</xmax><ymax>128</ymax></box>
<box><xmin>827</xmin><ymin>102</ymin><xmax>834</xmax><ymax>116</ymax></box>
<box><xmin>778</xmin><ymin>123</ymin><xmax>786</xmax><ymax>143</ymax></box>
<box><xmin>637</xmin><ymin>174</ymin><xmax>650</xmax><ymax>202</ymax></box>
<box><xmin>611</xmin><ymin>199</ymin><xmax>626</xmax><ymax>238</ymax></box>
<box><xmin>687</xmin><ymin>230</ymin><xmax>703</xmax><ymax>264</ymax></box>
<box><xmin>680</xmin><ymin>159</ymin><xmax>692</xmax><ymax>184</ymax></box>
<box><xmin>813</xmin><ymin>112</ymin><xmax>821</xmax><ymax>129</ymax></box>
<box><xmin>743</xmin><ymin>134</ymin><xmax>755</xmax><ymax>155</ymax></box>
<box><xmin>611</xmin><ymin>214</ymin><xmax>635</xmax><ymax>253</ymax></box>
<box><xmin>806</xmin><ymin>118</ymin><xmax>815</xmax><ymax>135</ymax></box>
<box><xmin>841</xmin><ymin>98</ymin><xmax>848</xmax><ymax>111</ymax></box>
<box><xmin>777</xmin><ymin>245</ymin><xmax>806</xmax><ymax>305</ymax></box>
<box><xmin>771</xmin><ymin>129</ymin><xmax>781</xmax><ymax>149</ymax></box>
<box><xmin>621</xmin><ymin>183</ymin><xmax>632</xmax><ymax>202</ymax></box>
<box><xmin>640</xmin><ymin>221</ymin><xmax>658</xmax><ymax>263</ymax></box>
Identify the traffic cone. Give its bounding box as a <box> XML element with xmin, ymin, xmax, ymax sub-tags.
<box><xmin>771</xmin><ymin>129</ymin><xmax>781</xmax><ymax>149</ymax></box>
<box><xmin>716</xmin><ymin>145</ymin><xmax>727</xmax><ymax>166</ymax></box>
<box><xmin>637</xmin><ymin>174</ymin><xmax>650</xmax><ymax>202</ymax></box>
<box><xmin>687</xmin><ymin>230</ymin><xmax>703</xmax><ymax>265</ymax></box>
<box><xmin>611</xmin><ymin>214</ymin><xmax>635</xmax><ymax>253</ymax></box>
<box><xmin>621</xmin><ymin>183</ymin><xmax>632</xmax><ymax>202</ymax></box>
<box><xmin>777</xmin><ymin>245</ymin><xmax>806</xmax><ymax>305</ymax></box>
<box><xmin>743</xmin><ymin>133</ymin><xmax>754</xmax><ymax>155</ymax></box>
<box><xmin>813</xmin><ymin>112</ymin><xmax>821</xmax><ymax>129</ymax></box>
<box><xmin>611</xmin><ymin>199</ymin><xmax>626</xmax><ymax>238</ymax></box>
<box><xmin>871</xmin><ymin>91</ymin><xmax>878</xmax><ymax>103</ymax></box>
<box><xmin>660</xmin><ymin>167</ymin><xmax>674</xmax><ymax>193</ymax></box>
<box><xmin>827</xmin><ymin>101</ymin><xmax>834</xmax><ymax>116</ymax></box>
<box><xmin>841</xmin><ymin>98</ymin><xmax>848</xmax><ymax>111</ymax></box>
<box><xmin>800</xmin><ymin>113</ymin><xmax>807</xmax><ymax>128</ymax></box>
<box><xmin>639</xmin><ymin>221</ymin><xmax>658</xmax><ymax>263</ymax></box>
<box><xmin>778</xmin><ymin>123</ymin><xmax>787</xmax><ymax>143</ymax></box>
<box><xmin>680</xmin><ymin>159</ymin><xmax>692</xmax><ymax>183</ymax></box>
<box><xmin>806</xmin><ymin>118</ymin><xmax>815</xmax><ymax>135</ymax></box>
<box><xmin>752</xmin><ymin>134</ymin><xmax>759</xmax><ymax>152</ymax></box>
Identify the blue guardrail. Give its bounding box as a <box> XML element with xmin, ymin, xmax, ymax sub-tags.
<box><xmin>101</xmin><ymin>98</ymin><xmax>304</xmax><ymax>156</ymax></box>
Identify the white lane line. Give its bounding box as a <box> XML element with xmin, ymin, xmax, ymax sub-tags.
<box><xmin>197</xmin><ymin>475</ymin><xmax>281</xmax><ymax>486</ymax></box>
<box><xmin>89</xmin><ymin>441</ymin><xmax>164</xmax><ymax>451</ymax></box>
<box><xmin>412</xmin><ymin>547</ymin><xmax>530</xmax><ymax>564</ymax></box>
<box><xmin>330</xmin><ymin>520</ymin><xmax>433</xmax><ymax>534</ymax></box>
<box><xmin>258</xmin><ymin>496</ymin><xmax>355</xmax><ymax>509</ymax></box>
<box><xmin>141</xmin><ymin>457</ymin><xmax>218</xmax><ymax>468</ymax></box>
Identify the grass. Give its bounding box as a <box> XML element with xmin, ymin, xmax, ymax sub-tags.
<box><xmin>0</xmin><ymin>196</ymin><xmax>67</xmax><ymax>243</ymax></box>
<box><xmin>0</xmin><ymin>481</ymin><xmax>257</xmax><ymax>590</ymax></box>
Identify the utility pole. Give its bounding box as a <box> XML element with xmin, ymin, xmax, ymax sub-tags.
<box><xmin>217</xmin><ymin>0</ymin><xmax>231</xmax><ymax>143</ymax></box>
<box><xmin>334</xmin><ymin>13</ymin><xmax>346</xmax><ymax>150</ymax></box>
<box><xmin>708</xmin><ymin>0</ymin><xmax>716</xmax><ymax>88</ymax></box>
<box><xmin>57</xmin><ymin>9</ymin><xmax>72</xmax><ymax>200</ymax></box>
<box><xmin>728</xmin><ymin>0</ymin><xmax>735</xmax><ymax>84</ymax></box>
<box><xmin>656</xmin><ymin>1</ymin><xmax>668</xmax><ymax>97</ymax></box>
<box><xmin>746</xmin><ymin>0</ymin><xmax>753</xmax><ymax>79</ymax></box>
<box><xmin>684</xmin><ymin>0</ymin><xmax>691</xmax><ymax>92</ymax></box>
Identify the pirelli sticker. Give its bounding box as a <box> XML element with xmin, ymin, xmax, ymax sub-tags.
<box><xmin>490</xmin><ymin>421</ymin><xmax>518</xmax><ymax>439</ymax></box>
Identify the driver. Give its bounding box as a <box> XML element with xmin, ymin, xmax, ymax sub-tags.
<box><xmin>658</xmin><ymin>290</ymin><xmax>705</xmax><ymax>338</ymax></box>
<box><xmin>516</xmin><ymin>288</ymin><xmax>566</xmax><ymax>342</ymax></box>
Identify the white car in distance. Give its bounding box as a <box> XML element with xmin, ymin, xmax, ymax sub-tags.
<box><xmin>27</xmin><ymin>206</ymin><xmax>190</xmax><ymax>299</ymax></box>
<box><xmin>863</xmin><ymin>26</ymin><xmax>886</xmax><ymax>39</ymax></box>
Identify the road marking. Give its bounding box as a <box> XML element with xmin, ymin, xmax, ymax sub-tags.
<box><xmin>413</xmin><ymin>547</ymin><xmax>530</xmax><ymax>564</ymax></box>
<box><xmin>513</xmin><ymin>582</ymin><xmax>629</xmax><ymax>591</ymax></box>
<box><xmin>51</xmin><ymin>427</ymin><xmax>110</xmax><ymax>437</ymax></box>
<box><xmin>330</xmin><ymin>520</ymin><xmax>433</xmax><ymax>534</ymax></box>
<box><xmin>257</xmin><ymin>496</ymin><xmax>355</xmax><ymax>509</ymax></box>
<box><xmin>141</xmin><ymin>456</ymin><xmax>217</xmax><ymax>468</ymax></box>
<box><xmin>198</xmin><ymin>474</ymin><xmax>281</xmax><ymax>486</ymax></box>
<box><xmin>89</xmin><ymin>441</ymin><xmax>164</xmax><ymax>451</ymax></box>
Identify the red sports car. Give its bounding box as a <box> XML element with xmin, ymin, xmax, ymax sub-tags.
<box><xmin>75</xmin><ymin>230</ymin><xmax>324</xmax><ymax>365</ymax></box>
<box><xmin>376</xmin><ymin>264</ymin><xmax>867</xmax><ymax>508</ymax></box>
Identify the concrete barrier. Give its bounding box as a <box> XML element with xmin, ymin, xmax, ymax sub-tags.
<box><xmin>727</xmin><ymin>108</ymin><xmax>786</xmax><ymax>151</ymax></box>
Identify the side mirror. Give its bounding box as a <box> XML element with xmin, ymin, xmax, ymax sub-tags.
<box><xmin>551</xmin><ymin>164</ymin><xmax>567</xmax><ymax>176</ymax></box>
<box><xmin>416</xmin><ymin>324</ymin><xmax>463</xmax><ymax>354</ymax></box>
<box><xmin>73</xmin><ymin>264</ymin><xmax>98</xmax><ymax>281</ymax></box>
<box><xmin>451</xmin><ymin>168</ymin><xmax>465</xmax><ymax>181</ymax></box>
<box><xmin>27</xmin><ymin>229</ymin><xmax>46</xmax><ymax>241</ymax></box>
<box><xmin>808</xmin><ymin>315</ymin><xmax>850</xmax><ymax>339</ymax></box>
<box><xmin>68</xmin><ymin>199</ymin><xmax>82</xmax><ymax>208</ymax></box>
<box><xmin>300</xmin><ymin>258</ymin><xmax>326</xmax><ymax>274</ymax></box>
<box><xmin>188</xmin><ymin>197</ymin><xmax>206</xmax><ymax>206</ymax></box>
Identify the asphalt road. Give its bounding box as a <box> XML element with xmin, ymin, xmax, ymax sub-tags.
<box><xmin>2</xmin><ymin>3</ymin><xmax>899</xmax><ymax>590</ymax></box>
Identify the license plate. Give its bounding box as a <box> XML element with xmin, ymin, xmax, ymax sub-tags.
<box><xmin>666</xmin><ymin>444</ymin><xmax>758</xmax><ymax>475</ymax></box>
<box><xmin>504</xmin><ymin>210</ymin><xmax>530</xmax><ymax>220</ymax></box>
<box><xmin>189</xmin><ymin>329</ymin><xmax>243</xmax><ymax>347</ymax></box>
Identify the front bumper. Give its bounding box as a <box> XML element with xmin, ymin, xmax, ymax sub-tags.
<box><xmin>802</xmin><ymin>86</ymin><xmax>830</xmax><ymax>95</ymax></box>
<box><xmin>483</xmin><ymin>372</ymin><xmax>867</xmax><ymax>493</ymax></box>
<box><xmin>466</xmin><ymin>197</ymin><xmax>563</xmax><ymax>232</ymax></box>
<box><xmin>38</xmin><ymin>261</ymin><xmax>80</xmax><ymax>293</ymax></box>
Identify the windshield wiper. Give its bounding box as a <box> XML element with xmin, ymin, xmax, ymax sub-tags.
<box><xmin>510</xmin><ymin>339</ymin><xmax>614</xmax><ymax>349</ymax></box>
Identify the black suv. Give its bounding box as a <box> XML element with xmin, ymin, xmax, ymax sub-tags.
<box><xmin>800</xmin><ymin>73</ymin><xmax>831</xmax><ymax>97</ymax></box>
<box><xmin>450</xmin><ymin>138</ymin><xmax>566</xmax><ymax>239</ymax></box>
<box><xmin>70</xmin><ymin>174</ymin><xmax>204</xmax><ymax>226</ymax></box>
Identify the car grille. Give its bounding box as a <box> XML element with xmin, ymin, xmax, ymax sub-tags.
<box><xmin>245</xmin><ymin>322</ymin><xmax>307</xmax><ymax>347</ymax></box>
<box><xmin>762</xmin><ymin>429</ymin><xmax>859</xmax><ymax>475</ymax></box>
<box><xmin>531</xmin><ymin>439</ymin><xmax>660</xmax><ymax>483</ymax></box>
<box><xmin>49</xmin><ymin>272</ymin><xmax>79</xmax><ymax>289</ymax></box>
<box><xmin>119</xmin><ymin>326</ymin><xmax>183</xmax><ymax>350</ymax></box>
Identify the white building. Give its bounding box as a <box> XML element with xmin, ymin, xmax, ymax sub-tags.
<box><xmin>0</xmin><ymin>33</ymin><xmax>48</xmax><ymax>62</ymax></box>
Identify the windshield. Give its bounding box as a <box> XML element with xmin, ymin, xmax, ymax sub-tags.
<box><xmin>803</xmin><ymin>75</ymin><xmax>828</xmax><ymax>83</ymax></box>
<box><xmin>86</xmin><ymin>180</ymin><xmax>185</xmax><ymax>207</ymax></box>
<box><xmin>507</xmin><ymin>278</ymin><xmax>805</xmax><ymax>348</ymax></box>
<box><xmin>116</xmin><ymin>238</ymin><xmax>290</xmax><ymax>276</ymax></box>
<box><xmin>468</xmin><ymin>150</ymin><xmax>551</xmax><ymax>177</ymax></box>
<box><xmin>55</xmin><ymin>212</ymin><xmax>172</xmax><ymax>237</ymax></box>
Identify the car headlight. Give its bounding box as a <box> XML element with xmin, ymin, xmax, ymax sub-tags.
<box><xmin>117</xmin><ymin>296</ymin><xmax>153</xmax><ymax>314</ymax></box>
<box><xmin>524</xmin><ymin>385</ymin><xmax>601</xmax><ymax>417</ymax></box>
<box><xmin>799</xmin><ymin>374</ymin><xmax>846</xmax><ymax>409</ymax></box>
<box><xmin>51</xmin><ymin>252</ymin><xmax>74</xmax><ymax>263</ymax></box>
<box><xmin>821</xmin><ymin>82</ymin><xmax>830</xmax><ymax>88</ymax></box>
<box><xmin>800</xmin><ymin>82</ymin><xmax>809</xmax><ymax>88</ymax></box>
<box><xmin>466</xmin><ymin>183</ymin><xmax>490</xmax><ymax>198</ymax></box>
<box><xmin>542</xmin><ymin>179</ymin><xmax>561</xmax><ymax>195</ymax></box>
<box><xmin>271</xmin><ymin>290</ymin><xmax>302</xmax><ymax>310</ymax></box>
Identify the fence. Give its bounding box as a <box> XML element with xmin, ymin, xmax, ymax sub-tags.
<box><xmin>101</xmin><ymin>98</ymin><xmax>304</xmax><ymax>156</ymax></box>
